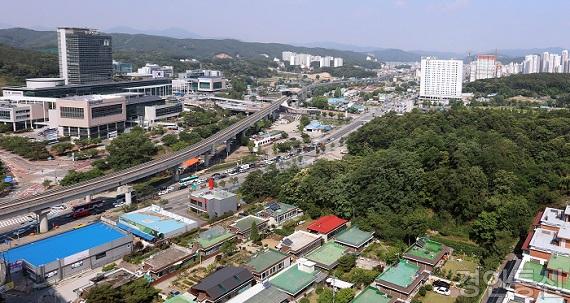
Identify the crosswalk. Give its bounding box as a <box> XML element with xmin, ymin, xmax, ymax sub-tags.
<box><xmin>0</xmin><ymin>209</ymin><xmax>65</xmax><ymax>229</ymax></box>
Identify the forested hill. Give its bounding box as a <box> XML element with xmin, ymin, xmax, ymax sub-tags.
<box><xmin>464</xmin><ymin>74</ymin><xmax>570</xmax><ymax>107</ymax></box>
<box><xmin>0</xmin><ymin>28</ymin><xmax>371</xmax><ymax>65</ymax></box>
<box><xmin>240</xmin><ymin>107</ymin><xmax>570</xmax><ymax>271</ymax></box>
<box><xmin>0</xmin><ymin>43</ymin><xmax>58</xmax><ymax>87</ymax></box>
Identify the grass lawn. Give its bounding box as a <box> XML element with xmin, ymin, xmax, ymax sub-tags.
<box><xmin>442</xmin><ymin>254</ymin><xmax>479</xmax><ymax>276</ymax></box>
<box><xmin>362</xmin><ymin>241</ymin><xmax>400</xmax><ymax>262</ymax></box>
<box><xmin>421</xmin><ymin>291</ymin><xmax>456</xmax><ymax>303</ymax></box>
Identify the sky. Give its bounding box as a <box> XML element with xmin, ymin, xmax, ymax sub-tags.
<box><xmin>2</xmin><ymin>0</ymin><xmax>569</xmax><ymax>52</ymax></box>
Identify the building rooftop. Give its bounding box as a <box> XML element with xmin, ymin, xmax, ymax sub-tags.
<box><xmin>230</xmin><ymin>215</ymin><xmax>267</xmax><ymax>234</ymax></box>
<box><xmin>144</xmin><ymin>245</ymin><xmax>194</xmax><ymax>272</ymax></box>
<box><xmin>191</xmin><ymin>188</ymin><xmax>236</xmax><ymax>200</ymax></box>
<box><xmin>306</xmin><ymin>242</ymin><xmax>347</xmax><ymax>269</ymax></box>
<box><xmin>195</xmin><ymin>226</ymin><xmax>235</xmax><ymax>249</ymax></box>
<box><xmin>262</xmin><ymin>202</ymin><xmax>298</xmax><ymax>217</ymax></box>
<box><xmin>61</xmin><ymin>94</ymin><xmax>120</xmax><ymax>102</ymax></box>
<box><xmin>517</xmin><ymin>258</ymin><xmax>570</xmax><ymax>292</ymax></box>
<box><xmin>403</xmin><ymin>238</ymin><xmax>446</xmax><ymax>264</ymax></box>
<box><xmin>536</xmin><ymin>291</ymin><xmax>565</xmax><ymax>303</ymax></box>
<box><xmin>120</xmin><ymin>205</ymin><xmax>198</xmax><ymax>236</ymax></box>
<box><xmin>307</xmin><ymin>215</ymin><xmax>348</xmax><ymax>235</ymax></box>
<box><xmin>335</xmin><ymin>226</ymin><xmax>374</xmax><ymax>248</ymax></box>
<box><xmin>246</xmin><ymin>249</ymin><xmax>289</xmax><ymax>273</ymax></box>
<box><xmin>547</xmin><ymin>254</ymin><xmax>570</xmax><ymax>273</ymax></box>
<box><xmin>280</xmin><ymin>230</ymin><xmax>322</xmax><ymax>253</ymax></box>
<box><xmin>226</xmin><ymin>282</ymin><xmax>289</xmax><ymax>303</ymax></box>
<box><xmin>351</xmin><ymin>286</ymin><xmax>394</xmax><ymax>303</ymax></box>
<box><xmin>270</xmin><ymin>262</ymin><xmax>319</xmax><ymax>296</ymax></box>
<box><xmin>376</xmin><ymin>260</ymin><xmax>421</xmax><ymax>289</ymax></box>
<box><xmin>540</xmin><ymin>207</ymin><xmax>567</xmax><ymax>228</ymax></box>
<box><xmin>4</xmin><ymin>222</ymin><xmax>129</xmax><ymax>267</ymax></box>
<box><xmin>529</xmin><ymin>228</ymin><xmax>570</xmax><ymax>255</ymax></box>
<box><xmin>191</xmin><ymin>267</ymin><xmax>253</xmax><ymax>301</ymax></box>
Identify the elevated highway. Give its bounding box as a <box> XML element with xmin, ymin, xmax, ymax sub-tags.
<box><xmin>0</xmin><ymin>97</ymin><xmax>287</xmax><ymax>221</ymax></box>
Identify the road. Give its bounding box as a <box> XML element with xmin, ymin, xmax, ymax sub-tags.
<box><xmin>0</xmin><ymin>97</ymin><xmax>286</xmax><ymax>220</ymax></box>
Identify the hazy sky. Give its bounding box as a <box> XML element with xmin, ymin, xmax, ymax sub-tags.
<box><xmin>3</xmin><ymin>0</ymin><xmax>569</xmax><ymax>52</ymax></box>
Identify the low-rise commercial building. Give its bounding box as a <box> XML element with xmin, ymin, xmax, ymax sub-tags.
<box><xmin>2</xmin><ymin>78</ymin><xmax>171</xmax><ymax>98</ymax></box>
<box><xmin>117</xmin><ymin>205</ymin><xmax>199</xmax><ymax>242</ymax></box>
<box><xmin>245</xmin><ymin>248</ymin><xmax>291</xmax><ymax>281</ymax></box>
<box><xmin>277</xmin><ymin>230</ymin><xmax>322</xmax><ymax>257</ymax></box>
<box><xmin>50</xmin><ymin>94</ymin><xmax>126</xmax><ymax>139</ymax></box>
<box><xmin>257</xmin><ymin>202</ymin><xmax>303</xmax><ymax>227</ymax></box>
<box><xmin>172</xmin><ymin>70</ymin><xmax>226</xmax><ymax>95</ymax></box>
<box><xmin>190</xmin><ymin>266</ymin><xmax>254</xmax><ymax>303</ymax></box>
<box><xmin>143</xmin><ymin>100</ymin><xmax>183</xmax><ymax>126</ymax></box>
<box><xmin>229</xmin><ymin>215</ymin><xmax>268</xmax><ymax>240</ymax></box>
<box><xmin>0</xmin><ymin>102</ymin><xmax>47</xmax><ymax>131</ymax></box>
<box><xmin>303</xmin><ymin>120</ymin><xmax>332</xmax><ymax>133</ymax></box>
<box><xmin>189</xmin><ymin>188</ymin><xmax>238</xmax><ymax>219</ymax></box>
<box><xmin>4</xmin><ymin>222</ymin><xmax>132</xmax><ymax>283</ymax></box>
<box><xmin>249</xmin><ymin>131</ymin><xmax>283</xmax><ymax>153</ymax></box>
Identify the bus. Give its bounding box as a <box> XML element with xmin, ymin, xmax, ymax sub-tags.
<box><xmin>179</xmin><ymin>175</ymin><xmax>199</xmax><ymax>188</ymax></box>
<box><xmin>71</xmin><ymin>199</ymin><xmax>105</xmax><ymax>219</ymax></box>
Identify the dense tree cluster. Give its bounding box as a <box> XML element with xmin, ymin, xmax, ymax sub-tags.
<box><xmin>106</xmin><ymin>127</ymin><xmax>157</xmax><ymax>170</ymax></box>
<box><xmin>243</xmin><ymin>107</ymin><xmax>570</xmax><ymax>268</ymax></box>
<box><xmin>465</xmin><ymin>74</ymin><xmax>570</xmax><ymax>107</ymax></box>
<box><xmin>60</xmin><ymin>168</ymin><xmax>104</xmax><ymax>186</ymax></box>
<box><xmin>0</xmin><ymin>43</ymin><xmax>58</xmax><ymax>86</ymax></box>
<box><xmin>85</xmin><ymin>278</ymin><xmax>159</xmax><ymax>303</ymax></box>
<box><xmin>163</xmin><ymin>107</ymin><xmax>244</xmax><ymax>151</ymax></box>
<box><xmin>0</xmin><ymin>136</ymin><xmax>49</xmax><ymax>160</ymax></box>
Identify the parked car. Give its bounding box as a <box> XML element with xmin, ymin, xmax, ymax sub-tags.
<box><xmin>433</xmin><ymin>280</ymin><xmax>451</xmax><ymax>296</ymax></box>
<box><xmin>50</xmin><ymin>204</ymin><xmax>67</xmax><ymax>211</ymax></box>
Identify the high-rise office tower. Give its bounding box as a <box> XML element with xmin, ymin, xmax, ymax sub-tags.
<box><xmin>58</xmin><ymin>27</ymin><xmax>113</xmax><ymax>85</ymax></box>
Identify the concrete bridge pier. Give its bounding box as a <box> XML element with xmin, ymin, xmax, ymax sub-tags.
<box><xmin>85</xmin><ymin>194</ymin><xmax>92</xmax><ymax>203</ymax></box>
<box><xmin>117</xmin><ymin>185</ymin><xmax>134</xmax><ymax>205</ymax></box>
<box><xmin>35</xmin><ymin>209</ymin><xmax>50</xmax><ymax>233</ymax></box>
<box><xmin>225</xmin><ymin>140</ymin><xmax>232</xmax><ymax>156</ymax></box>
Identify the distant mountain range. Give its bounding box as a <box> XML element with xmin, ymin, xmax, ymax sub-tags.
<box><xmin>0</xmin><ymin>27</ymin><xmax>566</xmax><ymax>64</ymax></box>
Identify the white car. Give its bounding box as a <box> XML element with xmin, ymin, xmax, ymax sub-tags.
<box><xmin>158</xmin><ymin>190</ymin><xmax>168</xmax><ymax>196</ymax></box>
<box><xmin>434</xmin><ymin>286</ymin><xmax>451</xmax><ymax>296</ymax></box>
<box><xmin>113</xmin><ymin>201</ymin><xmax>127</xmax><ymax>208</ymax></box>
<box><xmin>50</xmin><ymin>204</ymin><xmax>67</xmax><ymax>211</ymax></box>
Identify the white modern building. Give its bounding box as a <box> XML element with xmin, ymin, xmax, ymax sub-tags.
<box><xmin>469</xmin><ymin>55</ymin><xmax>496</xmax><ymax>82</ymax></box>
<box><xmin>172</xmin><ymin>70</ymin><xmax>226</xmax><ymax>95</ymax></box>
<box><xmin>419</xmin><ymin>57</ymin><xmax>463</xmax><ymax>103</ymax></box>
<box><xmin>333</xmin><ymin>57</ymin><xmax>344</xmax><ymax>67</ymax></box>
<box><xmin>127</xmin><ymin>64</ymin><xmax>174</xmax><ymax>79</ymax></box>
<box><xmin>524</xmin><ymin>55</ymin><xmax>541</xmax><ymax>74</ymax></box>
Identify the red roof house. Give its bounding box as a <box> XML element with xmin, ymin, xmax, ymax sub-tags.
<box><xmin>307</xmin><ymin>215</ymin><xmax>348</xmax><ymax>239</ymax></box>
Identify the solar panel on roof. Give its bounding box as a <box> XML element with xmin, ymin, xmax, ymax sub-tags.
<box><xmin>268</xmin><ymin>203</ymin><xmax>281</xmax><ymax>211</ymax></box>
<box><xmin>416</xmin><ymin>239</ymin><xmax>426</xmax><ymax>248</ymax></box>
<box><xmin>282</xmin><ymin>238</ymin><xmax>293</xmax><ymax>246</ymax></box>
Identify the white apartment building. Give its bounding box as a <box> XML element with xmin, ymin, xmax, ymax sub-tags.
<box><xmin>524</xmin><ymin>55</ymin><xmax>541</xmax><ymax>74</ymax></box>
<box><xmin>333</xmin><ymin>57</ymin><xmax>344</xmax><ymax>67</ymax></box>
<box><xmin>128</xmin><ymin>64</ymin><xmax>174</xmax><ymax>79</ymax></box>
<box><xmin>562</xmin><ymin>49</ymin><xmax>570</xmax><ymax>73</ymax></box>
<box><xmin>469</xmin><ymin>55</ymin><xmax>496</xmax><ymax>82</ymax></box>
<box><xmin>419</xmin><ymin>57</ymin><xmax>463</xmax><ymax>103</ymax></box>
<box><xmin>320</xmin><ymin>56</ymin><xmax>333</xmax><ymax>68</ymax></box>
<box><xmin>282</xmin><ymin>51</ymin><xmax>294</xmax><ymax>62</ymax></box>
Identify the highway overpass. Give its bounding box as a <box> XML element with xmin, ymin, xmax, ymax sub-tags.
<box><xmin>0</xmin><ymin>97</ymin><xmax>287</xmax><ymax>222</ymax></box>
